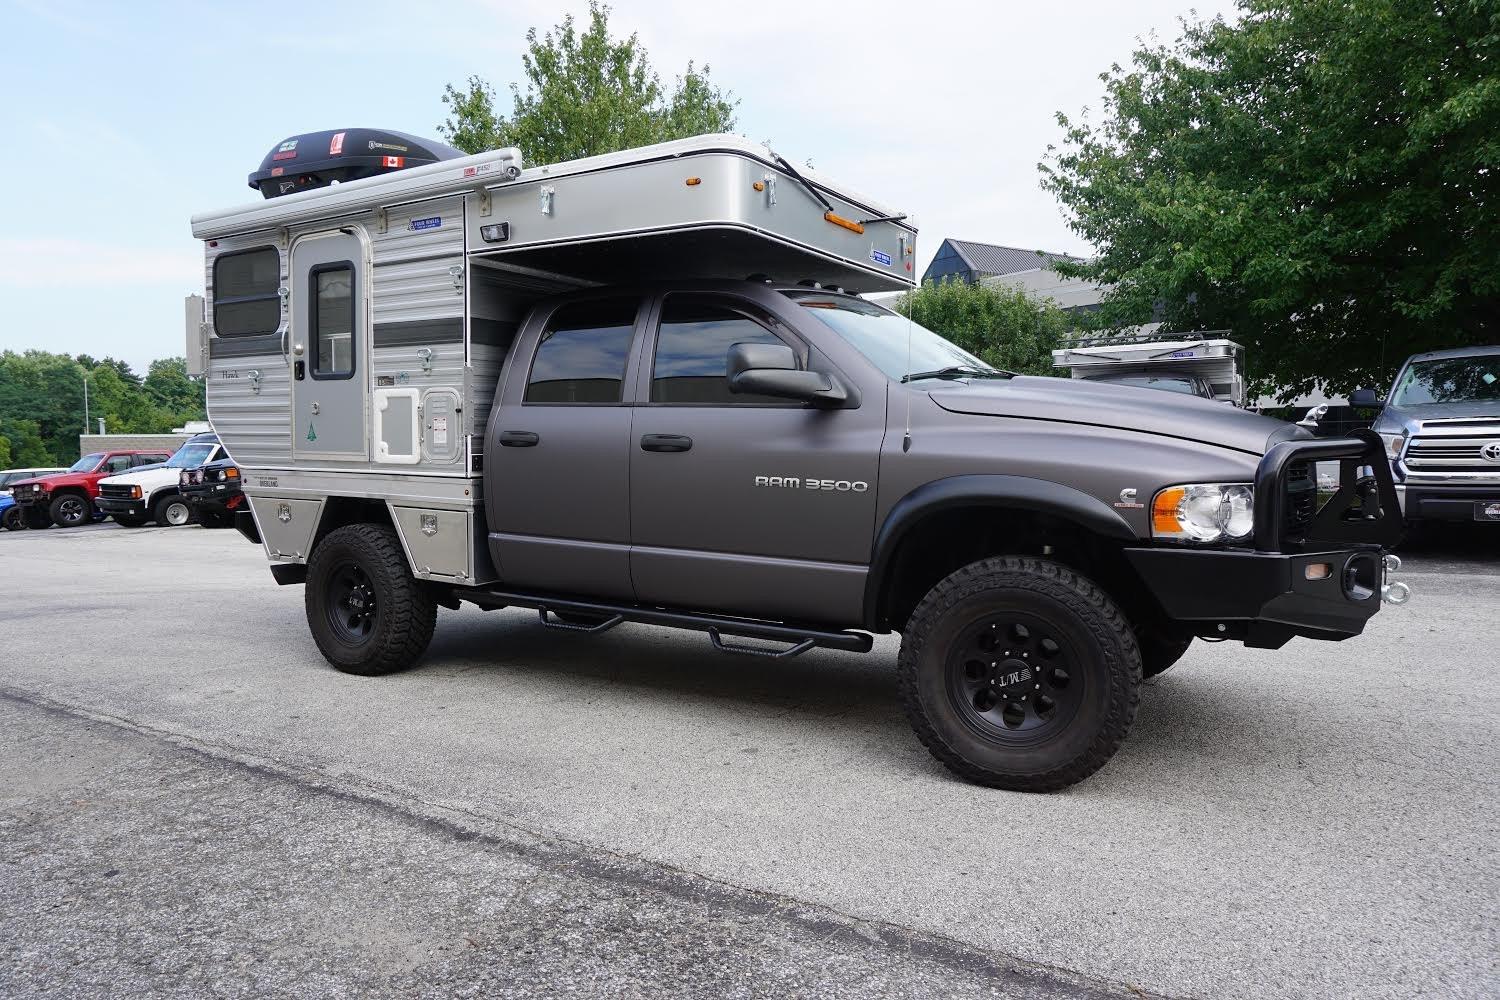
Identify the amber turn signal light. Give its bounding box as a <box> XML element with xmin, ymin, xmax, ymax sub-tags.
<box><xmin>1151</xmin><ymin>486</ymin><xmax>1185</xmax><ymax>534</ymax></box>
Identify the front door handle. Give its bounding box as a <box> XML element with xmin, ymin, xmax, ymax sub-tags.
<box><xmin>499</xmin><ymin>430</ymin><xmax>540</xmax><ymax>447</ymax></box>
<box><xmin>641</xmin><ymin>433</ymin><xmax>693</xmax><ymax>453</ymax></box>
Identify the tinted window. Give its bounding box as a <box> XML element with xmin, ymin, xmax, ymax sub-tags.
<box><xmin>1392</xmin><ymin>355</ymin><xmax>1500</xmax><ymax>405</ymax></box>
<box><xmin>311</xmin><ymin>265</ymin><xmax>355</xmax><ymax>379</ymax></box>
<box><xmin>106</xmin><ymin>455</ymin><xmax>134</xmax><ymax>473</ymax></box>
<box><xmin>524</xmin><ymin>298</ymin><xmax>638</xmax><ymax>404</ymax></box>
<box><xmin>214</xmin><ymin>248</ymin><xmax>281</xmax><ymax>338</ymax></box>
<box><xmin>651</xmin><ymin>296</ymin><xmax>796</xmax><ymax>405</ymax></box>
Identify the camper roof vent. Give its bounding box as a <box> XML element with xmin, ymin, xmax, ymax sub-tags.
<box><xmin>248</xmin><ymin>129</ymin><xmax>465</xmax><ymax>199</ymax></box>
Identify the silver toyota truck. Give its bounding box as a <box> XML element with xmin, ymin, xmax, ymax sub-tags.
<box><xmin>191</xmin><ymin>130</ymin><xmax>1409</xmax><ymax>791</ymax></box>
<box><xmin>1353</xmin><ymin>346</ymin><xmax>1500</xmax><ymax>525</ymax></box>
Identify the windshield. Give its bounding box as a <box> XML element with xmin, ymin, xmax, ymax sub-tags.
<box><xmin>1090</xmin><ymin>374</ymin><xmax>1203</xmax><ymax>396</ymax></box>
<box><xmin>788</xmin><ymin>293</ymin><xmax>992</xmax><ymax>380</ymax></box>
<box><xmin>1392</xmin><ymin>355</ymin><xmax>1500</xmax><ymax>405</ymax></box>
<box><xmin>166</xmin><ymin>443</ymin><xmax>217</xmax><ymax>469</ymax></box>
<box><xmin>68</xmin><ymin>453</ymin><xmax>104</xmax><ymax>473</ymax></box>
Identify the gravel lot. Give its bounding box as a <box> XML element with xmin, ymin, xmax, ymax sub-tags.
<box><xmin>2</xmin><ymin>521</ymin><xmax>1496</xmax><ymax>999</ymax></box>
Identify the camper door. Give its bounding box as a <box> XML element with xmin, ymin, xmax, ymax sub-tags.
<box><xmin>290</xmin><ymin>230</ymin><xmax>369</xmax><ymax>460</ymax></box>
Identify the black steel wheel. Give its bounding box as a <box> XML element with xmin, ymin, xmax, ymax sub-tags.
<box><xmin>2</xmin><ymin>506</ymin><xmax>23</xmax><ymax>531</ymax></box>
<box><xmin>49</xmin><ymin>493</ymin><xmax>90</xmax><ymax>528</ymax></box>
<box><xmin>898</xmin><ymin>556</ymin><xmax>1141</xmax><ymax>792</ymax></box>
<box><xmin>305</xmin><ymin>523</ymin><xmax>437</xmax><ymax>676</ymax></box>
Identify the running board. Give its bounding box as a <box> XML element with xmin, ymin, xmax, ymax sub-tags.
<box><xmin>464</xmin><ymin>588</ymin><xmax>874</xmax><ymax>656</ymax></box>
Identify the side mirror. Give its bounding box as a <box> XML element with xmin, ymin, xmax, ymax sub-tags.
<box><xmin>1349</xmin><ymin>388</ymin><xmax>1384</xmax><ymax>409</ymax></box>
<box><xmin>726</xmin><ymin>342</ymin><xmax>848</xmax><ymax>408</ymax></box>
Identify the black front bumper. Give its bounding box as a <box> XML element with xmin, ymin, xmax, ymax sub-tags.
<box><xmin>182</xmin><ymin>483</ymin><xmax>243</xmax><ymax>514</ymax></box>
<box><xmin>95</xmin><ymin>497</ymin><xmax>146</xmax><ymax>517</ymax></box>
<box><xmin>1126</xmin><ymin>546</ymin><xmax>1387</xmax><ymax>648</ymax></box>
<box><xmin>1398</xmin><ymin>483</ymin><xmax>1500</xmax><ymax>523</ymax></box>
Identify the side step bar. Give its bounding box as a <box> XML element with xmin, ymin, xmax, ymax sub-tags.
<box><xmin>463</xmin><ymin>588</ymin><xmax>874</xmax><ymax>658</ymax></box>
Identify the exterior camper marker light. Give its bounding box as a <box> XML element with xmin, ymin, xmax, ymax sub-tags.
<box><xmin>685</xmin><ymin>176</ymin><xmax>702</xmax><ymax>186</ymax></box>
<box><xmin>823</xmin><ymin>211</ymin><xmax>865</xmax><ymax>235</ymax></box>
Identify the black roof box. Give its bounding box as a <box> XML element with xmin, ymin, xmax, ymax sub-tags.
<box><xmin>248</xmin><ymin>129</ymin><xmax>465</xmax><ymax>199</ymax></box>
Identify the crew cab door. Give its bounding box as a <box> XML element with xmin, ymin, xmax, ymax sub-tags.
<box><xmin>628</xmin><ymin>292</ymin><xmax>884</xmax><ymax>624</ymax></box>
<box><xmin>290</xmin><ymin>230</ymin><xmax>368</xmax><ymax>461</ymax></box>
<box><xmin>486</xmin><ymin>294</ymin><xmax>644</xmax><ymax>599</ymax></box>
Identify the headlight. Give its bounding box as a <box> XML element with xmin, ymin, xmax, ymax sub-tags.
<box><xmin>1151</xmin><ymin>483</ymin><xmax>1255</xmax><ymax>543</ymax></box>
<box><xmin>1377</xmin><ymin>432</ymin><xmax>1407</xmax><ymax>461</ymax></box>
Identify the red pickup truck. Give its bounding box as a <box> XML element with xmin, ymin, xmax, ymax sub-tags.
<box><xmin>9</xmin><ymin>450</ymin><xmax>173</xmax><ymax>528</ymax></box>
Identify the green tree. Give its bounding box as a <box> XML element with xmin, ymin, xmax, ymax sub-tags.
<box><xmin>439</xmin><ymin>1</ymin><xmax>737</xmax><ymax>162</ymax></box>
<box><xmin>0</xmin><ymin>417</ymin><xmax>54</xmax><ymax>468</ymax></box>
<box><xmin>1040</xmin><ymin>0</ymin><xmax>1500</xmax><ymax>400</ymax></box>
<box><xmin>895</xmin><ymin>279</ymin><xmax>1071</xmax><ymax>376</ymax></box>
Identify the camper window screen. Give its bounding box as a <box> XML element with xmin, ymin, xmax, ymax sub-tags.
<box><xmin>213</xmin><ymin>248</ymin><xmax>280</xmax><ymax>337</ymax></box>
<box><xmin>312</xmin><ymin>265</ymin><xmax>355</xmax><ymax>379</ymax></box>
<box><xmin>524</xmin><ymin>298</ymin><xmax>639</xmax><ymax>404</ymax></box>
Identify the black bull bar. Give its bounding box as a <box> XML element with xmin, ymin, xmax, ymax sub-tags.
<box><xmin>1254</xmin><ymin>429</ymin><xmax>1404</xmax><ymax>552</ymax></box>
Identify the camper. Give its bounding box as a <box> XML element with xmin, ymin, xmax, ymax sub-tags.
<box><xmin>190</xmin><ymin>130</ymin><xmax>1407</xmax><ymax>791</ymax></box>
<box><xmin>1052</xmin><ymin>335</ymin><xmax>1246</xmax><ymax>406</ymax></box>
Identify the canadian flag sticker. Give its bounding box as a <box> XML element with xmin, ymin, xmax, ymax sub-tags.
<box><xmin>383</xmin><ymin>155</ymin><xmax>405</xmax><ymax>168</ymax></box>
<box><xmin>329</xmin><ymin>131</ymin><xmax>346</xmax><ymax>155</ymax></box>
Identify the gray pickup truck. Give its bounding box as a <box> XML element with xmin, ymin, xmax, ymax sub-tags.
<box><xmin>1353</xmin><ymin>346</ymin><xmax>1500</xmax><ymax>525</ymax></box>
<box><xmin>195</xmin><ymin>132</ymin><xmax>1408</xmax><ymax>791</ymax></box>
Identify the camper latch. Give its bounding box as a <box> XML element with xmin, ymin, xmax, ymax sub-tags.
<box><xmin>540</xmin><ymin>185</ymin><xmax>555</xmax><ymax>216</ymax></box>
<box><xmin>763</xmin><ymin>174</ymin><xmax>777</xmax><ymax>207</ymax></box>
<box><xmin>417</xmin><ymin>347</ymin><xmax>435</xmax><ymax>374</ymax></box>
<box><xmin>247</xmin><ymin>369</ymin><xmax>263</xmax><ymax>395</ymax></box>
<box><xmin>447</xmin><ymin>264</ymin><xmax>463</xmax><ymax>291</ymax></box>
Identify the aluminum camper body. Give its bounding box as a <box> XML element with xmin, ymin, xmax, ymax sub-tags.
<box><xmin>1052</xmin><ymin>337</ymin><xmax>1246</xmax><ymax>406</ymax></box>
<box><xmin>189</xmin><ymin>134</ymin><xmax>917</xmax><ymax>584</ymax></box>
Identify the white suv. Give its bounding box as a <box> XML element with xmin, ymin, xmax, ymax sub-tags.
<box><xmin>96</xmin><ymin>434</ymin><xmax>227</xmax><ymax>527</ymax></box>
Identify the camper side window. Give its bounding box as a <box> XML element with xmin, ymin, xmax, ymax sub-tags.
<box><xmin>523</xmin><ymin>298</ymin><xmax>639</xmax><ymax>404</ymax></box>
<box><xmin>213</xmin><ymin>248</ymin><xmax>280</xmax><ymax>337</ymax></box>
<box><xmin>311</xmin><ymin>264</ymin><xmax>355</xmax><ymax>380</ymax></box>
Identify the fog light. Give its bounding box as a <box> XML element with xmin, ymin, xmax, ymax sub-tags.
<box><xmin>1305</xmin><ymin>563</ymin><xmax>1332</xmax><ymax>581</ymax></box>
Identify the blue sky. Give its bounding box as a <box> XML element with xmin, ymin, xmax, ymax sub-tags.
<box><xmin>0</xmin><ymin>0</ymin><xmax>1239</xmax><ymax>375</ymax></box>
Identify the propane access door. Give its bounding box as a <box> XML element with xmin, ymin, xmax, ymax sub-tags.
<box><xmin>290</xmin><ymin>230</ymin><xmax>369</xmax><ymax>461</ymax></box>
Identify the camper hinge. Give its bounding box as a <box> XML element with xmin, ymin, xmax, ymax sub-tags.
<box><xmin>539</xmin><ymin>185</ymin><xmax>555</xmax><ymax>216</ymax></box>
<box><xmin>277</xmin><ymin>226</ymin><xmax>290</xmax><ymax>249</ymax></box>
<box><xmin>763</xmin><ymin>174</ymin><xmax>777</xmax><ymax>207</ymax></box>
<box><xmin>375</xmin><ymin>208</ymin><xmax>389</xmax><ymax>234</ymax></box>
<box><xmin>477</xmin><ymin>188</ymin><xmax>492</xmax><ymax>217</ymax></box>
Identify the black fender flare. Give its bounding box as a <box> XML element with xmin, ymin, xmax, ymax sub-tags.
<box><xmin>862</xmin><ymin>474</ymin><xmax>1137</xmax><ymax>629</ymax></box>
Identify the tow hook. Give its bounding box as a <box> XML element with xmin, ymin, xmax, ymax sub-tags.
<box><xmin>1381</xmin><ymin>554</ymin><xmax>1412</xmax><ymax>606</ymax></box>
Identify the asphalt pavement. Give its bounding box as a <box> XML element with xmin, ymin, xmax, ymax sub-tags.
<box><xmin>1</xmin><ymin>520</ymin><xmax>1496</xmax><ymax>998</ymax></box>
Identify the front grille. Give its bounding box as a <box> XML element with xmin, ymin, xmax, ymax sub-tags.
<box><xmin>99</xmin><ymin>483</ymin><xmax>137</xmax><ymax>500</ymax></box>
<box><xmin>1284</xmin><ymin>462</ymin><xmax>1317</xmax><ymax>538</ymax></box>
<box><xmin>1404</xmin><ymin>419</ymin><xmax>1500</xmax><ymax>470</ymax></box>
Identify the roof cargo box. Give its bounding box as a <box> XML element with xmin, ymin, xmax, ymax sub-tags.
<box><xmin>249</xmin><ymin>128</ymin><xmax>464</xmax><ymax>199</ymax></box>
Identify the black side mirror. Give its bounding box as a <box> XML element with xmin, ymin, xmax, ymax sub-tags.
<box><xmin>1349</xmin><ymin>388</ymin><xmax>1384</xmax><ymax>409</ymax></box>
<box><xmin>726</xmin><ymin>342</ymin><xmax>849</xmax><ymax>408</ymax></box>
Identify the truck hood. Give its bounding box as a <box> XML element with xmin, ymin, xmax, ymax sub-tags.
<box><xmin>1375</xmin><ymin>399</ymin><xmax>1500</xmax><ymax>433</ymax></box>
<box><xmin>928</xmin><ymin>376</ymin><xmax>1292</xmax><ymax>455</ymax></box>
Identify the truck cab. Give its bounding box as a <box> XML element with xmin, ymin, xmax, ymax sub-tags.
<box><xmin>1353</xmin><ymin>346</ymin><xmax>1500</xmax><ymax>525</ymax></box>
<box><xmin>9</xmin><ymin>451</ymin><xmax>172</xmax><ymax>528</ymax></box>
<box><xmin>95</xmin><ymin>433</ymin><xmax>227</xmax><ymax>527</ymax></box>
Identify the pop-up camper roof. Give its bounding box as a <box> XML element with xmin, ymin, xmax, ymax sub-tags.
<box><xmin>193</xmin><ymin>133</ymin><xmax>918</xmax><ymax>293</ymax></box>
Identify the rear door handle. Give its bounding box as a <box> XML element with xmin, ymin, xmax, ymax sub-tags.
<box><xmin>499</xmin><ymin>430</ymin><xmax>539</xmax><ymax>447</ymax></box>
<box><xmin>640</xmin><ymin>433</ymin><xmax>693</xmax><ymax>453</ymax></box>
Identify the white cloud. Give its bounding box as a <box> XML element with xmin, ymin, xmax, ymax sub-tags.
<box><xmin>0</xmin><ymin>239</ymin><xmax>200</xmax><ymax>289</ymax></box>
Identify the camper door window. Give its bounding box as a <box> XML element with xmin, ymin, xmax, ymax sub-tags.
<box><xmin>310</xmin><ymin>264</ymin><xmax>355</xmax><ymax>380</ymax></box>
<box><xmin>213</xmin><ymin>247</ymin><xmax>280</xmax><ymax>337</ymax></box>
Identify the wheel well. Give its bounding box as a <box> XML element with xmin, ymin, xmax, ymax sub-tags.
<box><xmin>312</xmin><ymin>496</ymin><xmax>394</xmax><ymax>553</ymax></box>
<box><xmin>872</xmin><ymin>505</ymin><xmax>1165</xmax><ymax>634</ymax></box>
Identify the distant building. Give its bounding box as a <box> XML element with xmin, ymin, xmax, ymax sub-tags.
<box><xmin>921</xmin><ymin>239</ymin><xmax>1084</xmax><ymax>286</ymax></box>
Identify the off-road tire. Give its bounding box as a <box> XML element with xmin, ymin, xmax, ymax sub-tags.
<box><xmin>897</xmin><ymin>556</ymin><xmax>1141</xmax><ymax>792</ymax></box>
<box><xmin>113</xmin><ymin>512</ymin><xmax>150</xmax><ymax>528</ymax></box>
<box><xmin>152</xmin><ymin>494</ymin><xmax>193</xmax><ymax>527</ymax></box>
<box><xmin>305</xmin><ymin>523</ymin><xmax>437</xmax><ymax>676</ymax></box>
<box><xmin>2</xmin><ymin>506</ymin><xmax>24</xmax><ymax>531</ymax></box>
<box><xmin>49</xmin><ymin>492</ymin><xmax>91</xmax><ymax>528</ymax></box>
<box><xmin>1139</xmin><ymin>631</ymin><xmax>1193</xmax><ymax>679</ymax></box>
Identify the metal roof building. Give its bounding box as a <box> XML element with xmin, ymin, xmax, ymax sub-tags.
<box><xmin>922</xmin><ymin>238</ymin><xmax>1084</xmax><ymax>285</ymax></box>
